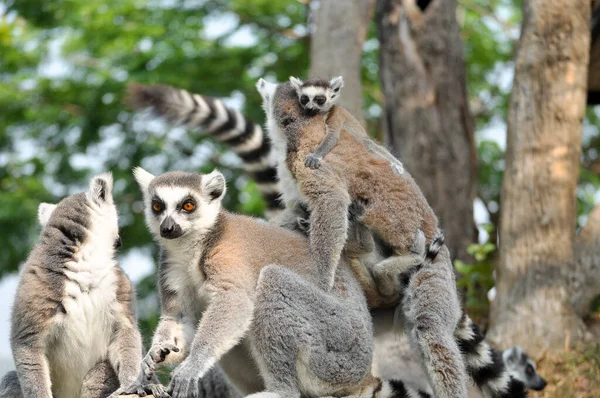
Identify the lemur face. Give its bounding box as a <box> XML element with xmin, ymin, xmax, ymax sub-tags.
<box><xmin>134</xmin><ymin>168</ymin><xmax>226</xmax><ymax>241</ymax></box>
<box><xmin>503</xmin><ymin>346</ymin><xmax>547</xmax><ymax>391</ymax></box>
<box><xmin>289</xmin><ymin>76</ymin><xmax>344</xmax><ymax>115</ymax></box>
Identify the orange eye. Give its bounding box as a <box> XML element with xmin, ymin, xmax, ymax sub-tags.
<box><xmin>182</xmin><ymin>201</ymin><xmax>195</xmax><ymax>212</ymax></box>
<box><xmin>152</xmin><ymin>203</ymin><xmax>162</xmax><ymax>213</ymax></box>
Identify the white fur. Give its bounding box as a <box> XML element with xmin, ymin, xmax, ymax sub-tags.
<box><xmin>216</xmin><ymin>109</ymin><xmax>246</xmax><ymax>141</ymax></box>
<box><xmin>465</xmin><ymin>342</ymin><xmax>493</xmax><ymax>369</ymax></box>
<box><xmin>133</xmin><ymin>167</ymin><xmax>155</xmax><ymax>192</ymax></box>
<box><xmin>47</xmin><ymin>189</ymin><xmax>121</xmax><ymax>398</ymax></box>
<box><xmin>38</xmin><ymin>203</ymin><xmax>57</xmax><ymax>227</ymax></box>
<box><xmin>187</xmin><ymin>94</ymin><xmax>212</xmax><ymax>127</ymax></box>
<box><xmin>300</xmin><ymin>86</ymin><xmax>326</xmax><ymax>99</ymax></box>
<box><xmin>232</xmin><ymin>124</ymin><xmax>264</xmax><ymax>153</ymax></box>
<box><xmin>206</xmin><ymin>98</ymin><xmax>229</xmax><ymax>132</ymax></box>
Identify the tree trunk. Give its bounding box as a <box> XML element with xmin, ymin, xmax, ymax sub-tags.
<box><xmin>309</xmin><ymin>0</ymin><xmax>373</xmax><ymax>121</ymax></box>
<box><xmin>487</xmin><ymin>0</ymin><xmax>592</xmax><ymax>352</ymax></box>
<box><xmin>375</xmin><ymin>0</ymin><xmax>477</xmax><ymax>263</ymax></box>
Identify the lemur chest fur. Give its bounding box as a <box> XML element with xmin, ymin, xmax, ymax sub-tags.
<box><xmin>162</xmin><ymin>245</ymin><xmax>211</xmax><ymax>318</ymax></box>
<box><xmin>47</xmin><ymin>257</ymin><xmax>120</xmax><ymax>398</ymax></box>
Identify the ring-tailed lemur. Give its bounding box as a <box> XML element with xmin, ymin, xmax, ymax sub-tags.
<box><xmin>126</xmin><ymin>83</ymin><xmax>284</xmax><ymax>217</ymax></box>
<box><xmin>503</xmin><ymin>346</ymin><xmax>547</xmax><ymax>391</ymax></box>
<box><xmin>124</xmin><ymin>82</ymin><xmax>527</xmax><ymax>398</ymax></box>
<box><xmin>289</xmin><ymin>76</ymin><xmax>403</xmax><ymax>175</ymax></box>
<box><xmin>0</xmin><ymin>174</ymin><xmax>161</xmax><ymax>398</ymax></box>
<box><xmin>129</xmin><ymin>167</ymin><xmax>432</xmax><ymax>398</ymax></box>
<box><xmin>257</xmin><ymin>78</ymin><xmax>467</xmax><ymax>398</ymax></box>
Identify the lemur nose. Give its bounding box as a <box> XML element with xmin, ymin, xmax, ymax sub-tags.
<box><xmin>160</xmin><ymin>217</ymin><xmax>183</xmax><ymax>239</ymax></box>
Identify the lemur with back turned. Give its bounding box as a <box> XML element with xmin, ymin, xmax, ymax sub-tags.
<box><xmin>125</xmin><ymin>81</ymin><xmax>529</xmax><ymax>398</ymax></box>
<box><xmin>0</xmin><ymin>174</ymin><xmax>163</xmax><ymax>398</ymax></box>
<box><xmin>128</xmin><ymin>167</ymin><xmax>432</xmax><ymax>398</ymax></box>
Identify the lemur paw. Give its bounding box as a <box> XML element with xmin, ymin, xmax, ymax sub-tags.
<box><xmin>391</xmin><ymin>162</ymin><xmax>404</xmax><ymax>175</ymax></box>
<box><xmin>111</xmin><ymin>382</ymin><xmax>169</xmax><ymax>398</ymax></box>
<box><xmin>168</xmin><ymin>359</ymin><xmax>204</xmax><ymax>398</ymax></box>
<box><xmin>411</xmin><ymin>229</ymin><xmax>427</xmax><ymax>258</ymax></box>
<box><xmin>142</xmin><ymin>343</ymin><xmax>180</xmax><ymax>380</ymax></box>
<box><xmin>305</xmin><ymin>153</ymin><xmax>322</xmax><ymax>169</ymax></box>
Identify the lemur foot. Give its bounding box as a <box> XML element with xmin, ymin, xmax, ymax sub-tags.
<box><xmin>108</xmin><ymin>383</ymin><xmax>168</xmax><ymax>398</ymax></box>
<box><xmin>411</xmin><ymin>229</ymin><xmax>427</xmax><ymax>257</ymax></box>
<box><xmin>391</xmin><ymin>162</ymin><xmax>404</xmax><ymax>175</ymax></box>
<box><xmin>304</xmin><ymin>153</ymin><xmax>323</xmax><ymax>169</ymax></box>
<box><xmin>168</xmin><ymin>359</ymin><xmax>204</xmax><ymax>398</ymax></box>
<box><xmin>142</xmin><ymin>343</ymin><xmax>180</xmax><ymax>379</ymax></box>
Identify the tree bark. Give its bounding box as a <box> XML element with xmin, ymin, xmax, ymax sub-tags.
<box><xmin>375</xmin><ymin>0</ymin><xmax>477</xmax><ymax>263</ymax></box>
<box><xmin>309</xmin><ymin>0</ymin><xmax>373</xmax><ymax>121</ymax></box>
<box><xmin>487</xmin><ymin>0</ymin><xmax>592</xmax><ymax>352</ymax></box>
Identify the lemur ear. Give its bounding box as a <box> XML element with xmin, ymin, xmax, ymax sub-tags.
<box><xmin>133</xmin><ymin>167</ymin><xmax>155</xmax><ymax>194</ymax></box>
<box><xmin>289</xmin><ymin>76</ymin><xmax>303</xmax><ymax>92</ymax></box>
<box><xmin>256</xmin><ymin>78</ymin><xmax>277</xmax><ymax>101</ymax></box>
<box><xmin>38</xmin><ymin>203</ymin><xmax>57</xmax><ymax>227</ymax></box>
<box><xmin>202</xmin><ymin>170</ymin><xmax>226</xmax><ymax>202</ymax></box>
<box><xmin>329</xmin><ymin>76</ymin><xmax>344</xmax><ymax>93</ymax></box>
<box><xmin>88</xmin><ymin>172</ymin><xmax>114</xmax><ymax>205</ymax></box>
<box><xmin>503</xmin><ymin>345</ymin><xmax>522</xmax><ymax>365</ymax></box>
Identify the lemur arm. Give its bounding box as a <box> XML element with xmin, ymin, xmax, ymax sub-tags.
<box><xmin>108</xmin><ymin>269</ymin><xmax>144</xmax><ymax>388</ymax></box>
<box><xmin>10</xmin><ymin>300</ymin><xmax>53</xmax><ymax>398</ymax></box>
<box><xmin>168</xmin><ymin>279</ymin><xmax>254</xmax><ymax>398</ymax></box>
<box><xmin>305</xmin><ymin>125</ymin><xmax>340</xmax><ymax>169</ymax></box>
<box><xmin>139</xmin><ymin>263</ymin><xmax>195</xmax><ymax>381</ymax></box>
<box><xmin>303</xmin><ymin>180</ymin><xmax>351</xmax><ymax>291</ymax></box>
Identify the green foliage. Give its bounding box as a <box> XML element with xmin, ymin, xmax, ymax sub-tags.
<box><xmin>455</xmin><ymin>224</ymin><xmax>497</xmax><ymax>323</ymax></box>
<box><xmin>0</xmin><ymin>0</ymin><xmax>310</xmax><ymax>278</ymax></box>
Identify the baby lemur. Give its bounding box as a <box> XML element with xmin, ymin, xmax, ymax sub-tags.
<box><xmin>0</xmin><ymin>174</ymin><xmax>156</xmax><ymax>398</ymax></box>
<box><xmin>257</xmin><ymin>78</ymin><xmax>468</xmax><ymax>398</ymax></box>
<box><xmin>290</xmin><ymin>76</ymin><xmax>404</xmax><ymax>175</ymax></box>
<box><xmin>130</xmin><ymin>167</ymin><xmax>432</xmax><ymax>398</ymax></box>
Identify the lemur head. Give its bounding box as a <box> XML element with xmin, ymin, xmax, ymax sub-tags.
<box><xmin>37</xmin><ymin>173</ymin><xmax>122</xmax><ymax>254</ymax></box>
<box><xmin>133</xmin><ymin>167</ymin><xmax>226</xmax><ymax>241</ymax></box>
<box><xmin>503</xmin><ymin>346</ymin><xmax>547</xmax><ymax>391</ymax></box>
<box><xmin>289</xmin><ymin>76</ymin><xmax>344</xmax><ymax>115</ymax></box>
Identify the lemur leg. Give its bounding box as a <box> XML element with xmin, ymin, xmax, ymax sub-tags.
<box><xmin>0</xmin><ymin>371</ymin><xmax>22</xmax><ymax>398</ymax></box>
<box><xmin>305</xmin><ymin>126</ymin><xmax>340</xmax><ymax>169</ymax></box>
<box><xmin>362</xmin><ymin>139</ymin><xmax>404</xmax><ymax>175</ymax></box>
<box><xmin>402</xmin><ymin>245</ymin><xmax>467</xmax><ymax>398</ymax></box>
<box><xmin>304</xmin><ymin>185</ymin><xmax>351</xmax><ymax>291</ymax></box>
<box><xmin>251</xmin><ymin>265</ymin><xmax>373</xmax><ymax>398</ymax></box>
<box><xmin>372</xmin><ymin>229</ymin><xmax>427</xmax><ymax>297</ymax></box>
<box><xmin>80</xmin><ymin>361</ymin><xmax>120</xmax><ymax>398</ymax></box>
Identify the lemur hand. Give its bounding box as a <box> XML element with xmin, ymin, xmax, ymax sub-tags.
<box><xmin>305</xmin><ymin>153</ymin><xmax>323</xmax><ymax>169</ymax></box>
<box><xmin>168</xmin><ymin>358</ymin><xmax>206</xmax><ymax>398</ymax></box>
<box><xmin>142</xmin><ymin>343</ymin><xmax>180</xmax><ymax>380</ymax></box>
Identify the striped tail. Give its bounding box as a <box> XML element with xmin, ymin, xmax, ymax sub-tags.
<box><xmin>125</xmin><ymin>83</ymin><xmax>283</xmax><ymax>216</ymax></box>
<box><xmin>378</xmin><ymin>379</ymin><xmax>432</xmax><ymax>398</ymax></box>
<box><xmin>455</xmin><ymin>314</ymin><xmax>528</xmax><ymax>398</ymax></box>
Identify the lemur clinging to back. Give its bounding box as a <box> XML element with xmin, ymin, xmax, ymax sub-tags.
<box><xmin>128</xmin><ymin>167</ymin><xmax>432</xmax><ymax>398</ymax></box>
<box><xmin>125</xmin><ymin>81</ymin><xmax>528</xmax><ymax>398</ymax></box>
<box><xmin>289</xmin><ymin>76</ymin><xmax>404</xmax><ymax>175</ymax></box>
<box><xmin>0</xmin><ymin>174</ymin><xmax>162</xmax><ymax>398</ymax></box>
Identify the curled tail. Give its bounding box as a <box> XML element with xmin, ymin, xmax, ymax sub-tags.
<box><xmin>125</xmin><ymin>82</ymin><xmax>283</xmax><ymax>216</ymax></box>
<box><xmin>455</xmin><ymin>314</ymin><xmax>528</xmax><ymax>398</ymax></box>
<box><xmin>424</xmin><ymin>229</ymin><xmax>444</xmax><ymax>265</ymax></box>
<box><xmin>378</xmin><ymin>379</ymin><xmax>431</xmax><ymax>398</ymax></box>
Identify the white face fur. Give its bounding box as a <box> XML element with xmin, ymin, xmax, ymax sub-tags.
<box><xmin>133</xmin><ymin>167</ymin><xmax>226</xmax><ymax>243</ymax></box>
<box><xmin>289</xmin><ymin>76</ymin><xmax>344</xmax><ymax>114</ymax></box>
